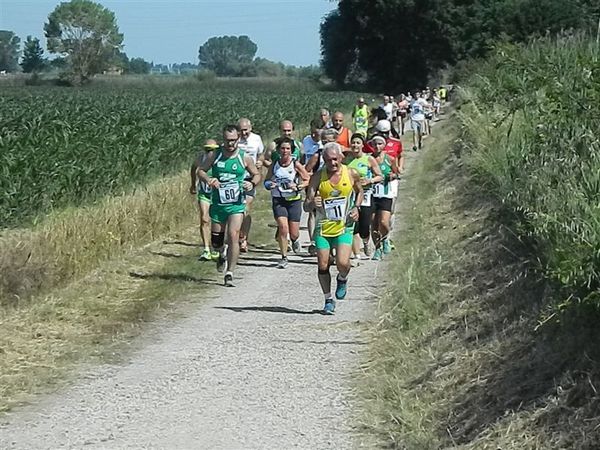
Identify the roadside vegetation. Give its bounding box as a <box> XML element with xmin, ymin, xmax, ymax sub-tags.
<box><xmin>359</xmin><ymin>115</ymin><xmax>600</xmax><ymax>449</ymax></box>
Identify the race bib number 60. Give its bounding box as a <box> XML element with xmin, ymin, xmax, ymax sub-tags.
<box><xmin>324</xmin><ymin>197</ymin><xmax>347</xmax><ymax>221</ymax></box>
<box><xmin>218</xmin><ymin>181</ymin><xmax>241</xmax><ymax>204</ymax></box>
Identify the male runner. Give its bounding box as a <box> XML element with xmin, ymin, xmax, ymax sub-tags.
<box><xmin>352</xmin><ymin>97</ymin><xmax>370</xmax><ymax>136</ymax></box>
<box><xmin>304</xmin><ymin>142</ymin><xmax>364</xmax><ymax>315</ymax></box>
<box><xmin>332</xmin><ymin>111</ymin><xmax>351</xmax><ymax>150</ymax></box>
<box><xmin>197</xmin><ymin>125</ymin><xmax>261</xmax><ymax>287</ymax></box>
<box><xmin>263</xmin><ymin>120</ymin><xmax>302</xmax><ymax>168</ymax></box>
<box><xmin>190</xmin><ymin>139</ymin><xmax>220</xmax><ymax>261</ymax></box>
<box><xmin>237</xmin><ymin>118</ymin><xmax>264</xmax><ymax>252</ymax></box>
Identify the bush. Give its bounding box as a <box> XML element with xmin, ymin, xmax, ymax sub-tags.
<box><xmin>458</xmin><ymin>33</ymin><xmax>600</xmax><ymax>302</ymax></box>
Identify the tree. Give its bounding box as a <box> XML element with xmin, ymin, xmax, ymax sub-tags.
<box><xmin>20</xmin><ymin>36</ymin><xmax>46</xmax><ymax>73</ymax></box>
<box><xmin>44</xmin><ymin>0</ymin><xmax>123</xmax><ymax>83</ymax></box>
<box><xmin>128</xmin><ymin>57</ymin><xmax>151</xmax><ymax>74</ymax></box>
<box><xmin>0</xmin><ymin>30</ymin><xmax>20</xmax><ymax>72</ymax></box>
<box><xmin>198</xmin><ymin>35</ymin><xmax>257</xmax><ymax>76</ymax></box>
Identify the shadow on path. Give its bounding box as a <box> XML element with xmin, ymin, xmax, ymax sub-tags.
<box><xmin>129</xmin><ymin>271</ymin><xmax>221</xmax><ymax>285</ymax></box>
<box><xmin>215</xmin><ymin>306</ymin><xmax>324</xmax><ymax>315</ymax></box>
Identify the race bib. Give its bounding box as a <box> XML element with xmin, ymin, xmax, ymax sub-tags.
<box><xmin>361</xmin><ymin>189</ymin><xmax>372</xmax><ymax>207</ymax></box>
<box><xmin>198</xmin><ymin>180</ymin><xmax>212</xmax><ymax>195</ymax></box>
<box><xmin>218</xmin><ymin>181</ymin><xmax>241</xmax><ymax>204</ymax></box>
<box><xmin>373</xmin><ymin>182</ymin><xmax>386</xmax><ymax>198</ymax></box>
<box><xmin>324</xmin><ymin>197</ymin><xmax>347</xmax><ymax>221</ymax></box>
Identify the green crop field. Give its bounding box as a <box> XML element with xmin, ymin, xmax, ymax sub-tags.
<box><xmin>0</xmin><ymin>79</ymin><xmax>356</xmax><ymax>228</ymax></box>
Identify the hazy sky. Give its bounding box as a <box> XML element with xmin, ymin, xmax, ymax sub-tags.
<box><xmin>0</xmin><ymin>0</ymin><xmax>336</xmax><ymax>66</ymax></box>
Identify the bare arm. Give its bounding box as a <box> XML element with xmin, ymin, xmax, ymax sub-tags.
<box><xmin>243</xmin><ymin>156</ymin><xmax>262</xmax><ymax>191</ymax></box>
<box><xmin>349</xmin><ymin>169</ymin><xmax>364</xmax><ymax>220</ymax></box>
<box><xmin>262</xmin><ymin>141</ymin><xmax>275</xmax><ymax>168</ymax></box>
<box><xmin>367</xmin><ymin>156</ymin><xmax>384</xmax><ymax>185</ymax></box>
<box><xmin>294</xmin><ymin>160</ymin><xmax>311</xmax><ymax>187</ymax></box>
<box><xmin>197</xmin><ymin>151</ymin><xmax>219</xmax><ymax>188</ymax></box>
<box><xmin>305</xmin><ymin>152</ymin><xmax>320</xmax><ymax>173</ymax></box>
<box><xmin>303</xmin><ymin>170</ymin><xmax>322</xmax><ymax>212</ymax></box>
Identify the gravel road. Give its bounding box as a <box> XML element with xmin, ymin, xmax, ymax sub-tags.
<box><xmin>0</xmin><ymin>223</ymin><xmax>389</xmax><ymax>449</ymax></box>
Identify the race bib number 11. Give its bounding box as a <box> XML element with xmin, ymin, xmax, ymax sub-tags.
<box><xmin>324</xmin><ymin>197</ymin><xmax>346</xmax><ymax>221</ymax></box>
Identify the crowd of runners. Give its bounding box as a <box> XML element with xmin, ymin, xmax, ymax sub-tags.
<box><xmin>190</xmin><ymin>88</ymin><xmax>448</xmax><ymax>315</ymax></box>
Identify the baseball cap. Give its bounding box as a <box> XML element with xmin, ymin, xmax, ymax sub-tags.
<box><xmin>375</xmin><ymin>120</ymin><xmax>391</xmax><ymax>132</ymax></box>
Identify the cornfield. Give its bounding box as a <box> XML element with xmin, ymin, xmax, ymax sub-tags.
<box><xmin>0</xmin><ymin>79</ymin><xmax>356</xmax><ymax>228</ymax></box>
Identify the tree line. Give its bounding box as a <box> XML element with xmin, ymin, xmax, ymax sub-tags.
<box><xmin>0</xmin><ymin>0</ymin><xmax>320</xmax><ymax>84</ymax></box>
<box><xmin>320</xmin><ymin>0</ymin><xmax>600</xmax><ymax>92</ymax></box>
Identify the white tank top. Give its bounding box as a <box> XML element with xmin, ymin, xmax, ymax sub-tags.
<box><xmin>272</xmin><ymin>160</ymin><xmax>298</xmax><ymax>198</ymax></box>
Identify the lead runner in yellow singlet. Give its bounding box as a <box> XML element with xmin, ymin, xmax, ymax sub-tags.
<box><xmin>304</xmin><ymin>142</ymin><xmax>364</xmax><ymax>315</ymax></box>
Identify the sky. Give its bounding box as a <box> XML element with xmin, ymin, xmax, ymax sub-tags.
<box><xmin>0</xmin><ymin>0</ymin><xmax>336</xmax><ymax>66</ymax></box>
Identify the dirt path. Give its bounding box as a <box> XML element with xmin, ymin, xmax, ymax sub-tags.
<box><xmin>0</xmin><ymin>141</ymin><xmax>422</xmax><ymax>449</ymax></box>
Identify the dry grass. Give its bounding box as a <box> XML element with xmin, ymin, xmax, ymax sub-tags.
<box><xmin>357</xmin><ymin>117</ymin><xmax>600</xmax><ymax>449</ymax></box>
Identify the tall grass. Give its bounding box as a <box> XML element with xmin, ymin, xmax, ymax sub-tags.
<box><xmin>458</xmin><ymin>34</ymin><xmax>600</xmax><ymax>303</ymax></box>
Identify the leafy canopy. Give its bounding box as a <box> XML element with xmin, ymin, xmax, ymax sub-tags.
<box><xmin>0</xmin><ymin>30</ymin><xmax>21</xmax><ymax>72</ymax></box>
<box><xmin>44</xmin><ymin>0</ymin><xmax>123</xmax><ymax>82</ymax></box>
<box><xmin>198</xmin><ymin>35</ymin><xmax>257</xmax><ymax>77</ymax></box>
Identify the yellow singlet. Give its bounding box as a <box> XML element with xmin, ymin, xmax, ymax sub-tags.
<box><xmin>317</xmin><ymin>165</ymin><xmax>354</xmax><ymax>237</ymax></box>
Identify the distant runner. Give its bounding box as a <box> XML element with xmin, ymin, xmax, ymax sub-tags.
<box><xmin>197</xmin><ymin>125</ymin><xmax>261</xmax><ymax>287</ymax></box>
<box><xmin>332</xmin><ymin>111</ymin><xmax>351</xmax><ymax>150</ymax></box>
<box><xmin>263</xmin><ymin>120</ymin><xmax>302</xmax><ymax>168</ymax></box>
<box><xmin>304</xmin><ymin>142</ymin><xmax>364</xmax><ymax>315</ymax></box>
<box><xmin>352</xmin><ymin>97</ymin><xmax>370</xmax><ymax>136</ymax></box>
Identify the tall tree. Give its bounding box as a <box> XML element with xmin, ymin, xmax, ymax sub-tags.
<box><xmin>0</xmin><ymin>30</ymin><xmax>20</xmax><ymax>72</ymax></box>
<box><xmin>44</xmin><ymin>0</ymin><xmax>123</xmax><ymax>83</ymax></box>
<box><xmin>20</xmin><ymin>36</ymin><xmax>46</xmax><ymax>73</ymax></box>
<box><xmin>198</xmin><ymin>35</ymin><xmax>257</xmax><ymax>76</ymax></box>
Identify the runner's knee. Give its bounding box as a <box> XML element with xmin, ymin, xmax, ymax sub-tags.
<box><xmin>211</xmin><ymin>231</ymin><xmax>225</xmax><ymax>248</ymax></box>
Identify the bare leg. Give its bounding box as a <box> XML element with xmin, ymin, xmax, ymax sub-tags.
<box><xmin>276</xmin><ymin>216</ymin><xmax>289</xmax><ymax>258</ymax></box>
<box><xmin>225</xmin><ymin>213</ymin><xmax>244</xmax><ymax>273</ymax></box>
<box><xmin>240</xmin><ymin>195</ymin><xmax>253</xmax><ymax>249</ymax></box>
<box><xmin>317</xmin><ymin>248</ymin><xmax>332</xmax><ymax>295</ymax></box>
<box><xmin>199</xmin><ymin>201</ymin><xmax>211</xmax><ymax>250</ymax></box>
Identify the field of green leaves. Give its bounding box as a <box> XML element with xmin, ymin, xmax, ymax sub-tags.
<box><xmin>0</xmin><ymin>79</ymin><xmax>356</xmax><ymax>228</ymax></box>
<box><xmin>458</xmin><ymin>34</ymin><xmax>600</xmax><ymax>305</ymax></box>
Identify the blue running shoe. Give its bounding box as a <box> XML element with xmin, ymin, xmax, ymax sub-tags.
<box><xmin>323</xmin><ymin>298</ymin><xmax>336</xmax><ymax>315</ymax></box>
<box><xmin>383</xmin><ymin>239</ymin><xmax>392</xmax><ymax>255</ymax></box>
<box><xmin>372</xmin><ymin>248</ymin><xmax>383</xmax><ymax>261</ymax></box>
<box><xmin>335</xmin><ymin>276</ymin><xmax>348</xmax><ymax>300</ymax></box>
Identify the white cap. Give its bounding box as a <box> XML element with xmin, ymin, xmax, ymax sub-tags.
<box><xmin>375</xmin><ymin>119</ymin><xmax>391</xmax><ymax>132</ymax></box>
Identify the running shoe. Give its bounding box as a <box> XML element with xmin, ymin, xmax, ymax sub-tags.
<box><xmin>210</xmin><ymin>250</ymin><xmax>220</xmax><ymax>260</ymax></box>
<box><xmin>412</xmin><ymin>145</ymin><xmax>418</xmax><ymax>152</ymax></box>
<box><xmin>239</xmin><ymin>239</ymin><xmax>248</xmax><ymax>253</ymax></box>
<box><xmin>371</xmin><ymin>248</ymin><xmax>383</xmax><ymax>261</ymax></box>
<box><xmin>323</xmin><ymin>298</ymin><xmax>336</xmax><ymax>315</ymax></box>
<box><xmin>335</xmin><ymin>276</ymin><xmax>348</xmax><ymax>300</ymax></box>
<box><xmin>198</xmin><ymin>248</ymin><xmax>212</xmax><ymax>261</ymax></box>
<box><xmin>277</xmin><ymin>257</ymin><xmax>289</xmax><ymax>269</ymax></box>
<box><xmin>383</xmin><ymin>239</ymin><xmax>392</xmax><ymax>255</ymax></box>
<box><xmin>308</xmin><ymin>243</ymin><xmax>317</xmax><ymax>256</ymax></box>
<box><xmin>224</xmin><ymin>271</ymin><xmax>234</xmax><ymax>287</ymax></box>
<box><xmin>389</xmin><ymin>240</ymin><xmax>396</xmax><ymax>250</ymax></box>
<box><xmin>291</xmin><ymin>239</ymin><xmax>301</xmax><ymax>254</ymax></box>
<box><xmin>216</xmin><ymin>253</ymin><xmax>227</xmax><ymax>273</ymax></box>
<box><xmin>362</xmin><ymin>242</ymin><xmax>371</xmax><ymax>258</ymax></box>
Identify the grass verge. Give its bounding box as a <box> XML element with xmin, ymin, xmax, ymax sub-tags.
<box><xmin>358</xmin><ymin>116</ymin><xmax>600</xmax><ymax>449</ymax></box>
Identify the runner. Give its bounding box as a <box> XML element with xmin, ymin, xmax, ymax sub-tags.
<box><xmin>263</xmin><ymin>120</ymin><xmax>302</xmax><ymax>168</ymax></box>
<box><xmin>397</xmin><ymin>94</ymin><xmax>409</xmax><ymax>135</ymax></box>
<box><xmin>381</xmin><ymin>95</ymin><xmax>394</xmax><ymax>122</ymax></box>
<box><xmin>351</xmin><ymin>97</ymin><xmax>369</xmax><ymax>137</ymax></box>
<box><xmin>320</xmin><ymin>108</ymin><xmax>333</xmax><ymax>129</ymax></box>
<box><xmin>332</xmin><ymin>111</ymin><xmax>351</xmax><ymax>150</ymax></box>
<box><xmin>369</xmin><ymin>135</ymin><xmax>400</xmax><ymax>261</ymax></box>
<box><xmin>304</xmin><ymin>142</ymin><xmax>364</xmax><ymax>315</ymax></box>
<box><xmin>410</xmin><ymin>92</ymin><xmax>427</xmax><ymax>151</ymax></box>
<box><xmin>190</xmin><ymin>139</ymin><xmax>220</xmax><ymax>261</ymax></box>
<box><xmin>345</xmin><ymin>133</ymin><xmax>383</xmax><ymax>259</ymax></box>
<box><xmin>197</xmin><ymin>125</ymin><xmax>262</xmax><ymax>287</ymax></box>
<box><xmin>302</xmin><ymin>119</ymin><xmax>324</xmax><ymax>257</ymax></box>
<box><xmin>264</xmin><ymin>137</ymin><xmax>310</xmax><ymax>268</ymax></box>
<box><xmin>237</xmin><ymin>118</ymin><xmax>264</xmax><ymax>253</ymax></box>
